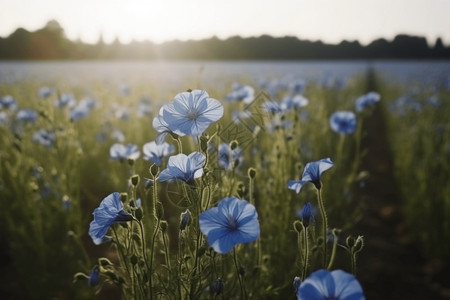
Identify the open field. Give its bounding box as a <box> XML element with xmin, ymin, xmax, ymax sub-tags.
<box><xmin>0</xmin><ymin>60</ymin><xmax>449</xmax><ymax>299</ymax></box>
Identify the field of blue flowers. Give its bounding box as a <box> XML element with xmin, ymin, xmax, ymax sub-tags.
<box><xmin>0</xmin><ymin>62</ymin><xmax>449</xmax><ymax>299</ymax></box>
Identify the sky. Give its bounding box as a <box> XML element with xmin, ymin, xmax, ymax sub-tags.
<box><xmin>1</xmin><ymin>0</ymin><xmax>450</xmax><ymax>46</ymax></box>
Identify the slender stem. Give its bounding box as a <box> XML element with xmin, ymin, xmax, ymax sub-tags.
<box><xmin>149</xmin><ymin>219</ymin><xmax>161</xmax><ymax>300</ymax></box>
<box><xmin>317</xmin><ymin>188</ymin><xmax>328</xmax><ymax>268</ymax></box>
<box><xmin>233</xmin><ymin>248</ymin><xmax>246</xmax><ymax>300</ymax></box>
<box><xmin>301</xmin><ymin>225</ymin><xmax>309</xmax><ymax>281</ymax></box>
<box><xmin>351</xmin><ymin>252</ymin><xmax>356</xmax><ymax>275</ymax></box>
<box><xmin>327</xmin><ymin>230</ymin><xmax>338</xmax><ymax>270</ymax></box>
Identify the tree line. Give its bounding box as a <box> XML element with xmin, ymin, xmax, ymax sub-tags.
<box><xmin>1</xmin><ymin>20</ymin><xmax>449</xmax><ymax>60</ymax></box>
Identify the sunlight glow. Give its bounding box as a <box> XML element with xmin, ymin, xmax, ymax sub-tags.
<box><xmin>1</xmin><ymin>0</ymin><xmax>449</xmax><ymax>45</ymax></box>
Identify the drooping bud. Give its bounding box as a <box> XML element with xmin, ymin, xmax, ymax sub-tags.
<box><xmin>248</xmin><ymin>167</ymin><xmax>256</xmax><ymax>179</ymax></box>
<box><xmin>179</xmin><ymin>209</ymin><xmax>191</xmax><ymax>231</ymax></box>
<box><xmin>211</xmin><ymin>278</ymin><xmax>224</xmax><ymax>295</ymax></box>
<box><xmin>230</xmin><ymin>140</ymin><xmax>238</xmax><ymax>150</ymax></box>
<box><xmin>120</xmin><ymin>193</ymin><xmax>128</xmax><ymax>203</ymax></box>
<box><xmin>88</xmin><ymin>265</ymin><xmax>100</xmax><ymax>287</ymax></box>
<box><xmin>98</xmin><ymin>257</ymin><xmax>113</xmax><ymax>267</ymax></box>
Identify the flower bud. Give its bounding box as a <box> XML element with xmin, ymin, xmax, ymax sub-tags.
<box><xmin>212</xmin><ymin>278</ymin><xmax>224</xmax><ymax>295</ymax></box>
<box><xmin>88</xmin><ymin>265</ymin><xmax>100</xmax><ymax>287</ymax></box>
<box><xmin>120</xmin><ymin>193</ymin><xmax>128</xmax><ymax>203</ymax></box>
<box><xmin>230</xmin><ymin>140</ymin><xmax>238</xmax><ymax>150</ymax></box>
<box><xmin>293</xmin><ymin>220</ymin><xmax>303</xmax><ymax>233</ymax></box>
<box><xmin>131</xmin><ymin>174</ymin><xmax>140</xmax><ymax>186</ymax></box>
<box><xmin>150</xmin><ymin>164</ymin><xmax>159</xmax><ymax>177</ymax></box>
<box><xmin>179</xmin><ymin>209</ymin><xmax>191</xmax><ymax>231</ymax></box>
<box><xmin>135</xmin><ymin>206</ymin><xmax>143</xmax><ymax>221</ymax></box>
<box><xmin>155</xmin><ymin>202</ymin><xmax>164</xmax><ymax>220</ymax></box>
<box><xmin>160</xmin><ymin>220</ymin><xmax>168</xmax><ymax>233</ymax></box>
<box><xmin>248</xmin><ymin>167</ymin><xmax>256</xmax><ymax>179</ymax></box>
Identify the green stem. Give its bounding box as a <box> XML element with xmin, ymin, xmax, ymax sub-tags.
<box><xmin>317</xmin><ymin>188</ymin><xmax>328</xmax><ymax>268</ymax></box>
<box><xmin>149</xmin><ymin>218</ymin><xmax>161</xmax><ymax>300</ymax></box>
<box><xmin>302</xmin><ymin>225</ymin><xmax>309</xmax><ymax>281</ymax></box>
<box><xmin>327</xmin><ymin>229</ymin><xmax>338</xmax><ymax>270</ymax></box>
<box><xmin>233</xmin><ymin>248</ymin><xmax>246</xmax><ymax>300</ymax></box>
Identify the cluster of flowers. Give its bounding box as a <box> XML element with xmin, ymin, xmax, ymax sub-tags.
<box><xmin>82</xmin><ymin>88</ymin><xmax>366</xmax><ymax>299</ymax></box>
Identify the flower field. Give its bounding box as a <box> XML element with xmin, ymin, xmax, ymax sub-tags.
<box><xmin>0</xmin><ymin>61</ymin><xmax>448</xmax><ymax>299</ymax></box>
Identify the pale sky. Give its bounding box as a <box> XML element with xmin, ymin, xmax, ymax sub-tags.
<box><xmin>1</xmin><ymin>0</ymin><xmax>450</xmax><ymax>46</ymax></box>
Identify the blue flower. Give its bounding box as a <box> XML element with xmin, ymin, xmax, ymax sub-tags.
<box><xmin>158</xmin><ymin>152</ymin><xmax>205</xmax><ymax>183</ymax></box>
<box><xmin>355</xmin><ymin>92</ymin><xmax>380</xmax><ymax>112</ymax></box>
<box><xmin>263</xmin><ymin>101</ymin><xmax>283</xmax><ymax>114</ymax></box>
<box><xmin>70</xmin><ymin>98</ymin><xmax>98</xmax><ymax>121</ymax></box>
<box><xmin>0</xmin><ymin>112</ymin><xmax>9</xmax><ymax>126</ymax></box>
<box><xmin>225</xmin><ymin>84</ymin><xmax>255</xmax><ymax>104</ymax></box>
<box><xmin>110</xmin><ymin>143</ymin><xmax>140</xmax><ymax>162</ymax></box>
<box><xmin>158</xmin><ymin>90</ymin><xmax>223</xmax><ymax>137</ymax></box>
<box><xmin>152</xmin><ymin>109</ymin><xmax>172</xmax><ymax>144</ymax></box>
<box><xmin>16</xmin><ymin>109</ymin><xmax>38</xmax><ymax>123</ymax></box>
<box><xmin>89</xmin><ymin>192</ymin><xmax>133</xmax><ymax>245</ymax></box>
<box><xmin>281</xmin><ymin>94</ymin><xmax>309</xmax><ymax>111</ymax></box>
<box><xmin>0</xmin><ymin>95</ymin><xmax>18</xmax><ymax>111</ymax></box>
<box><xmin>288</xmin><ymin>158</ymin><xmax>334</xmax><ymax>193</ymax></box>
<box><xmin>54</xmin><ymin>93</ymin><xmax>76</xmax><ymax>108</ymax></box>
<box><xmin>143</xmin><ymin>141</ymin><xmax>175</xmax><ymax>166</ymax></box>
<box><xmin>296</xmin><ymin>269</ymin><xmax>365</xmax><ymax>300</ymax></box>
<box><xmin>199</xmin><ymin>196</ymin><xmax>260</xmax><ymax>254</ymax></box>
<box><xmin>38</xmin><ymin>86</ymin><xmax>54</xmax><ymax>99</ymax></box>
<box><xmin>32</xmin><ymin>129</ymin><xmax>56</xmax><ymax>147</ymax></box>
<box><xmin>218</xmin><ymin>142</ymin><xmax>244</xmax><ymax>170</ymax></box>
<box><xmin>88</xmin><ymin>265</ymin><xmax>100</xmax><ymax>287</ymax></box>
<box><xmin>329</xmin><ymin>111</ymin><xmax>357</xmax><ymax>135</ymax></box>
<box><xmin>300</xmin><ymin>202</ymin><xmax>313</xmax><ymax>227</ymax></box>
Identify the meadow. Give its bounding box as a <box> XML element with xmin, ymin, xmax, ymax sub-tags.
<box><xmin>0</xmin><ymin>60</ymin><xmax>449</xmax><ymax>299</ymax></box>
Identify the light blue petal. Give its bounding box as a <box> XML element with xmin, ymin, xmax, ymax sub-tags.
<box><xmin>288</xmin><ymin>180</ymin><xmax>306</xmax><ymax>194</ymax></box>
<box><xmin>331</xmin><ymin>270</ymin><xmax>365</xmax><ymax>300</ymax></box>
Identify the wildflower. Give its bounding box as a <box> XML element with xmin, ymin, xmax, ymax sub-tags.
<box><xmin>263</xmin><ymin>100</ymin><xmax>283</xmax><ymax>114</ymax></box>
<box><xmin>288</xmin><ymin>158</ymin><xmax>334</xmax><ymax>193</ymax></box>
<box><xmin>109</xmin><ymin>143</ymin><xmax>140</xmax><ymax>162</ymax></box>
<box><xmin>225</xmin><ymin>84</ymin><xmax>255</xmax><ymax>104</ymax></box>
<box><xmin>158</xmin><ymin>152</ymin><xmax>205</xmax><ymax>183</ymax></box>
<box><xmin>54</xmin><ymin>93</ymin><xmax>76</xmax><ymax>108</ymax></box>
<box><xmin>296</xmin><ymin>269</ymin><xmax>365</xmax><ymax>300</ymax></box>
<box><xmin>38</xmin><ymin>86</ymin><xmax>54</xmax><ymax>99</ymax></box>
<box><xmin>218</xmin><ymin>142</ymin><xmax>244</xmax><ymax>170</ymax></box>
<box><xmin>16</xmin><ymin>109</ymin><xmax>38</xmax><ymax>123</ymax></box>
<box><xmin>199</xmin><ymin>196</ymin><xmax>260</xmax><ymax>254</ymax></box>
<box><xmin>0</xmin><ymin>95</ymin><xmax>18</xmax><ymax>110</ymax></box>
<box><xmin>111</xmin><ymin>129</ymin><xmax>125</xmax><ymax>142</ymax></box>
<box><xmin>281</xmin><ymin>94</ymin><xmax>309</xmax><ymax>111</ymax></box>
<box><xmin>88</xmin><ymin>265</ymin><xmax>100</xmax><ymax>287</ymax></box>
<box><xmin>152</xmin><ymin>109</ymin><xmax>172</xmax><ymax>144</ymax></box>
<box><xmin>300</xmin><ymin>202</ymin><xmax>313</xmax><ymax>227</ymax></box>
<box><xmin>88</xmin><ymin>192</ymin><xmax>133</xmax><ymax>245</ymax></box>
<box><xmin>329</xmin><ymin>111</ymin><xmax>357</xmax><ymax>135</ymax></box>
<box><xmin>143</xmin><ymin>141</ymin><xmax>175</xmax><ymax>166</ymax></box>
<box><xmin>32</xmin><ymin>129</ymin><xmax>56</xmax><ymax>147</ymax></box>
<box><xmin>288</xmin><ymin>78</ymin><xmax>307</xmax><ymax>94</ymax></box>
<box><xmin>158</xmin><ymin>89</ymin><xmax>223</xmax><ymax>137</ymax></box>
<box><xmin>355</xmin><ymin>91</ymin><xmax>380</xmax><ymax>112</ymax></box>
<box><xmin>0</xmin><ymin>112</ymin><xmax>9</xmax><ymax>125</ymax></box>
<box><xmin>137</xmin><ymin>96</ymin><xmax>152</xmax><ymax>117</ymax></box>
<box><xmin>179</xmin><ymin>209</ymin><xmax>191</xmax><ymax>231</ymax></box>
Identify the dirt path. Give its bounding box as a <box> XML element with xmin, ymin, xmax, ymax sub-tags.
<box><xmin>355</xmin><ymin>70</ymin><xmax>448</xmax><ymax>299</ymax></box>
